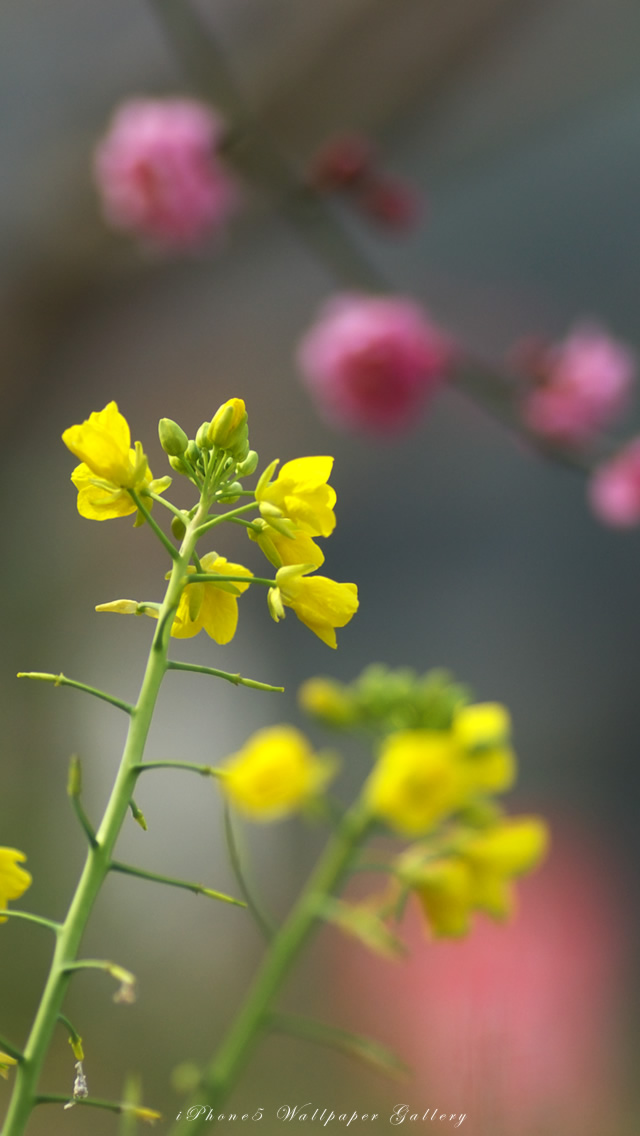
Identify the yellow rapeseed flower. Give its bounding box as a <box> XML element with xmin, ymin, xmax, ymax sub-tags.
<box><xmin>452</xmin><ymin>702</ymin><xmax>516</xmax><ymax>793</ymax></box>
<box><xmin>0</xmin><ymin>847</ymin><xmax>32</xmax><ymax>923</ymax></box>
<box><xmin>220</xmin><ymin>725</ymin><xmax>336</xmax><ymax>820</ymax></box>
<box><xmin>62</xmin><ymin>401</ymin><xmax>169</xmax><ymax>520</ymax></box>
<box><xmin>273</xmin><ymin>566</ymin><xmax>358</xmax><ymax>648</ymax></box>
<box><xmin>0</xmin><ymin>1053</ymin><xmax>18</xmax><ymax>1080</ymax></box>
<box><xmin>171</xmin><ymin>554</ymin><xmax>253</xmax><ymax>644</ymax></box>
<box><xmin>256</xmin><ymin>457</ymin><xmax>337</xmax><ymax>537</ymax></box>
<box><xmin>407</xmin><ymin>815</ymin><xmax>549</xmax><ymax>938</ymax></box>
<box><xmin>364</xmin><ymin>730</ymin><xmax>469</xmax><ymax>836</ymax></box>
<box><xmin>249</xmin><ymin>522</ymin><xmax>325</xmax><ymax>570</ymax></box>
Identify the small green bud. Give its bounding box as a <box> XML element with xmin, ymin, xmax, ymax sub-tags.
<box><xmin>218</xmin><ymin>481</ymin><xmax>243</xmax><ymax>500</ymax></box>
<box><xmin>208</xmin><ymin>398</ymin><xmax>247</xmax><ymax>449</ymax></box>
<box><xmin>267</xmin><ymin>587</ymin><xmax>285</xmax><ymax>622</ymax></box>
<box><xmin>158</xmin><ymin>418</ymin><xmax>188</xmax><ymax>457</ymax></box>
<box><xmin>195</xmin><ymin>421</ymin><xmax>213</xmax><ymax>450</ymax></box>
<box><xmin>169</xmin><ymin>454</ymin><xmax>189</xmax><ymax>475</ymax></box>
<box><xmin>186</xmin><ymin>440</ymin><xmax>202</xmax><ymax>465</ymax></box>
<box><xmin>67</xmin><ymin>755</ymin><xmax>82</xmax><ymax>799</ymax></box>
<box><xmin>171</xmin><ymin>514</ymin><xmax>187</xmax><ymax>540</ymax></box>
<box><xmin>237</xmin><ymin>450</ymin><xmax>258</xmax><ymax>477</ymax></box>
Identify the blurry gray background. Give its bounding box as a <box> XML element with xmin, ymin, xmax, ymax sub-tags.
<box><xmin>2</xmin><ymin>1</ymin><xmax>640</xmax><ymax>1132</ymax></box>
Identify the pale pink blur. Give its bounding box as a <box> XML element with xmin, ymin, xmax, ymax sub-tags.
<box><xmin>520</xmin><ymin>325</ymin><xmax>634</xmax><ymax>446</ymax></box>
<box><xmin>589</xmin><ymin>439</ymin><xmax>640</xmax><ymax>527</ymax></box>
<box><xmin>334</xmin><ymin>829</ymin><xmax>628</xmax><ymax>1135</ymax></box>
<box><xmin>94</xmin><ymin>98</ymin><xmax>239</xmax><ymax>249</ymax></box>
<box><xmin>298</xmin><ymin>294</ymin><xmax>453</xmax><ymax>433</ymax></box>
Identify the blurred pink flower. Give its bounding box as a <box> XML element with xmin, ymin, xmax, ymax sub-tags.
<box><xmin>589</xmin><ymin>439</ymin><xmax>640</xmax><ymax>527</ymax></box>
<box><xmin>357</xmin><ymin>177</ymin><xmax>423</xmax><ymax>232</ymax></box>
<box><xmin>94</xmin><ymin>98</ymin><xmax>239</xmax><ymax>249</ymax></box>
<box><xmin>520</xmin><ymin>325</ymin><xmax>634</xmax><ymax>446</ymax></box>
<box><xmin>298</xmin><ymin>294</ymin><xmax>453</xmax><ymax>433</ymax></box>
<box><xmin>334</xmin><ymin>828</ymin><xmax>627</xmax><ymax>1136</ymax></box>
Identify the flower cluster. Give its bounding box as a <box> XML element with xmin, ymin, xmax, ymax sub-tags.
<box><xmin>298</xmin><ymin>294</ymin><xmax>453</xmax><ymax>434</ymax></box>
<box><xmin>94</xmin><ymin>98</ymin><xmax>239</xmax><ymax>249</ymax></box>
<box><xmin>0</xmin><ymin>847</ymin><xmax>32</xmax><ymax>922</ymax></box>
<box><xmin>63</xmin><ymin>399</ymin><xmax>358</xmax><ymax>648</ymax></box>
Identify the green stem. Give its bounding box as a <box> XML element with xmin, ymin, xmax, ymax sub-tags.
<box><xmin>223</xmin><ymin>806</ymin><xmax>274</xmax><ymax>941</ymax></box>
<box><xmin>170</xmin><ymin>806</ymin><xmax>371</xmax><ymax>1136</ymax></box>
<box><xmin>16</xmin><ymin>673</ymin><xmax>133</xmax><ymax>715</ymax></box>
<box><xmin>0</xmin><ymin>911</ymin><xmax>60</xmax><ymax>934</ymax></box>
<box><xmin>186</xmin><ymin>573</ymin><xmax>275</xmax><ymax>587</ymax></box>
<box><xmin>129</xmin><ymin>490</ymin><xmax>179</xmax><ymax>561</ymax></box>
<box><xmin>109</xmin><ymin>860</ymin><xmax>246</xmax><ymax>908</ymax></box>
<box><xmin>0</xmin><ymin>1039</ymin><xmax>23</xmax><ymax>1064</ymax></box>
<box><xmin>3</xmin><ymin>507</ymin><xmax>208</xmax><ymax>1136</ymax></box>
<box><xmin>194</xmin><ymin>501</ymin><xmax>259</xmax><ymax>537</ymax></box>
<box><xmin>33</xmin><ymin>1094</ymin><xmax>126</xmax><ymax>1114</ymax></box>
<box><xmin>167</xmin><ymin>660</ymin><xmax>284</xmax><ymax>693</ymax></box>
<box><xmin>134</xmin><ymin>760</ymin><xmax>222</xmax><ymax>776</ymax></box>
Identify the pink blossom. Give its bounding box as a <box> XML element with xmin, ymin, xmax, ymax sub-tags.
<box><xmin>520</xmin><ymin>325</ymin><xmax>634</xmax><ymax>446</ymax></box>
<box><xmin>94</xmin><ymin>98</ymin><xmax>239</xmax><ymax>249</ymax></box>
<box><xmin>298</xmin><ymin>294</ymin><xmax>453</xmax><ymax>433</ymax></box>
<box><xmin>589</xmin><ymin>439</ymin><xmax>640</xmax><ymax>527</ymax></box>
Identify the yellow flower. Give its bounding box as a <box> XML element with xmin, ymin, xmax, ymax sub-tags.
<box><xmin>463</xmin><ymin>815</ymin><xmax>549</xmax><ymax>919</ymax></box>
<box><xmin>273</xmin><ymin>566</ymin><xmax>358</xmax><ymax>649</ymax></box>
<box><xmin>407</xmin><ymin>815</ymin><xmax>549</xmax><ymax>938</ymax></box>
<box><xmin>220</xmin><ymin>725</ymin><xmax>336</xmax><ymax>820</ymax></box>
<box><xmin>298</xmin><ymin>677</ymin><xmax>355</xmax><ymax>726</ymax></box>
<box><xmin>62</xmin><ymin>402</ymin><xmax>169</xmax><ymax>521</ymax></box>
<box><xmin>453</xmin><ymin>702</ymin><xmax>516</xmax><ymax>793</ymax></box>
<box><xmin>0</xmin><ymin>848</ymin><xmax>32</xmax><ymax>923</ymax></box>
<box><xmin>256</xmin><ymin>457</ymin><xmax>337</xmax><ymax>537</ymax></box>
<box><xmin>128</xmin><ymin>1106</ymin><xmax>162</xmax><ymax>1126</ymax></box>
<box><xmin>413</xmin><ymin>858</ymin><xmax>474</xmax><ymax>939</ymax></box>
<box><xmin>364</xmin><ymin>730</ymin><xmax>469</xmax><ymax>836</ymax></box>
<box><xmin>171</xmin><ymin>554</ymin><xmax>253</xmax><ymax>644</ymax></box>
<box><xmin>0</xmin><ymin>1053</ymin><xmax>18</xmax><ymax>1080</ymax></box>
<box><xmin>249</xmin><ymin>522</ymin><xmax>325</xmax><ymax>570</ymax></box>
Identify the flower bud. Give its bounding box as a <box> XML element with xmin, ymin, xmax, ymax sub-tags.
<box><xmin>195</xmin><ymin>421</ymin><xmax>213</xmax><ymax>449</ymax></box>
<box><xmin>208</xmin><ymin>398</ymin><xmax>247</xmax><ymax>447</ymax></box>
<box><xmin>237</xmin><ymin>449</ymin><xmax>258</xmax><ymax>476</ymax></box>
<box><xmin>158</xmin><ymin>418</ymin><xmax>188</xmax><ymax>457</ymax></box>
<box><xmin>186</xmin><ymin>440</ymin><xmax>201</xmax><ymax>465</ymax></box>
<box><xmin>169</xmin><ymin>454</ymin><xmax>189</xmax><ymax>475</ymax></box>
<box><xmin>267</xmin><ymin>586</ymin><xmax>285</xmax><ymax>622</ymax></box>
<box><xmin>171</xmin><ymin>514</ymin><xmax>187</xmax><ymax>540</ymax></box>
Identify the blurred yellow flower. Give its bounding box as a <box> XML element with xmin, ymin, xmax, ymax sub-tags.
<box><xmin>453</xmin><ymin>702</ymin><xmax>516</xmax><ymax>793</ymax></box>
<box><xmin>249</xmin><ymin>523</ymin><xmax>325</xmax><ymax>570</ymax></box>
<box><xmin>0</xmin><ymin>848</ymin><xmax>32</xmax><ymax>923</ymax></box>
<box><xmin>0</xmin><ymin>1053</ymin><xmax>18</xmax><ymax>1080</ymax></box>
<box><xmin>364</xmin><ymin>730</ymin><xmax>468</xmax><ymax>836</ymax></box>
<box><xmin>408</xmin><ymin>815</ymin><xmax>549</xmax><ymax>938</ymax></box>
<box><xmin>273</xmin><ymin>566</ymin><xmax>358</xmax><ymax>648</ymax></box>
<box><xmin>256</xmin><ymin>456</ymin><xmax>336</xmax><ymax>537</ymax></box>
<box><xmin>172</xmin><ymin>554</ymin><xmax>253</xmax><ymax>644</ymax></box>
<box><xmin>220</xmin><ymin>725</ymin><xmax>336</xmax><ymax>820</ymax></box>
<box><xmin>62</xmin><ymin>402</ymin><xmax>169</xmax><ymax>520</ymax></box>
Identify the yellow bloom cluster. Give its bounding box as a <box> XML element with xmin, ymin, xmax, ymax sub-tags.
<box><xmin>0</xmin><ymin>847</ymin><xmax>32</xmax><ymax>923</ymax></box>
<box><xmin>66</xmin><ymin>401</ymin><xmax>358</xmax><ymax>648</ymax></box>
<box><xmin>400</xmin><ymin>816</ymin><xmax>549</xmax><ymax>937</ymax></box>
<box><xmin>364</xmin><ymin>701</ymin><xmax>517</xmax><ymax>836</ymax></box>
<box><xmin>62</xmin><ymin>402</ymin><xmax>170</xmax><ymax>521</ymax></box>
<box><xmin>220</xmin><ymin>726</ymin><xmax>336</xmax><ymax>820</ymax></box>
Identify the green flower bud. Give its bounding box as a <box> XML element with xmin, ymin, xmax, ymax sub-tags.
<box><xmin>169</xmin><ymin>454</ymin><xmax>189</xmax><ymax>475</ymax></box>
<box><xmin>171</xmin><ymin>514</ymin><xmax>187</xmax><ymax>540</ymax></box>
<box><xmin>208</xmin><ymin>398</ymin><xmax>247</xmax><ymax>448</ymax></box>
<box><xmin>195</xmin><ymin>421</ymin><xmax>213</xmax><ymax>450</ymax></box>
<box><xmin>158</xmin><ymin>418</ymin><xmax>188</xmax><ymax>457</ymax></box>
<box><xmin>186</xmin><ymin>440</ymin><xmax>201</xmax><ymax>465</ymax></box>
<box><xmin>237</xmin><ymin>450</ymin><xmax>259</xmax><ymax>477</ymax></box>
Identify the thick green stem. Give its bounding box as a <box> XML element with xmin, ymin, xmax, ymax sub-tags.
<box><xmin>170</xmin><ymin>807</ymin><xmax>370</xmax><ymax>1135</ymax></box>
<box><xmin>2</xmin><ymin>509</ymin><xmax>207</xmax><ymax>1136</ymax></box>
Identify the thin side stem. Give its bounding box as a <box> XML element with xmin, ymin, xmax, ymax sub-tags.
<box><xmin>167</xmin><ymin>660</ymin><xmax>284</xmax><ymax>693</ymax></box>
<box><xmin>0</xmin><ymin>911</ymin><xmax>61</xmax><ymax>935</ymax></box>
<box><xmin>109</xmin><ymin>860</ymin><xmax>246</xmax><ymax>908</ymax></box>
<box><xmin>134</xmin><ymin>760</ymin><xmax>222</xmax><ymax>776</ymax></box>
<box><xmin>0</xmin><ymin>1039</ymin><xmax>23</xmax><ymax>1064</ymax></box>
<box><xmin>129</xmin><ymin>490</ymin><xmax>179</xmax><ymax>561</ymax></box>
<box><xmin>186</xmin><ymin>573</ymin><xmax>275</xmax><ymax>588</ymax></box>
<box><xmin>223</xmin><ymin>806</ymin><xmax>274</xmax><ymax>941</ymax></box>
<box><xmin>16</xmin><ymin>673</ymin><xmax>133</xmax><ymax>715</ymax></box>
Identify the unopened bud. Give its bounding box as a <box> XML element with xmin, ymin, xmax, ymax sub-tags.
<box><xmin>169</xmin><ymin>454</ymin><xmax>189</xmax><ymax>475</ymax></box>
<box><xmin>195</xmin><ymin>421</ymin><xmax>212</xmax><ymax>449</ymax></box>
<box><xmin>208</xmin><ymin>398</ymin><xmax>248</xmax><ymax>457</ymax></box>
<box><xmin>186</xmin><ymin>440</ymin><xmax>201</xmax><ymax>465</ymax></box>
<box><xmin>158</xmin><ymin>418</ymin><xmax>188</xmax><ymax>457</ymax></box>
<box><xmin>237</xmin><ymin>449</ymin><xmax>258</xmax><ymax>477</ymax></box>
<box><xmin>171</xmin><ymin>515</ymin><xmax>187</xmax><ymax>540</ymax></box>
<box><xmin>267</xmin><ymin>587</ymin><xmax>285</xmax><ymax>622</ymax></box>
<box><xmin>67</xmin><ymin>755</ymin><xmax>82</xmax><ymax>799</ymax></box>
